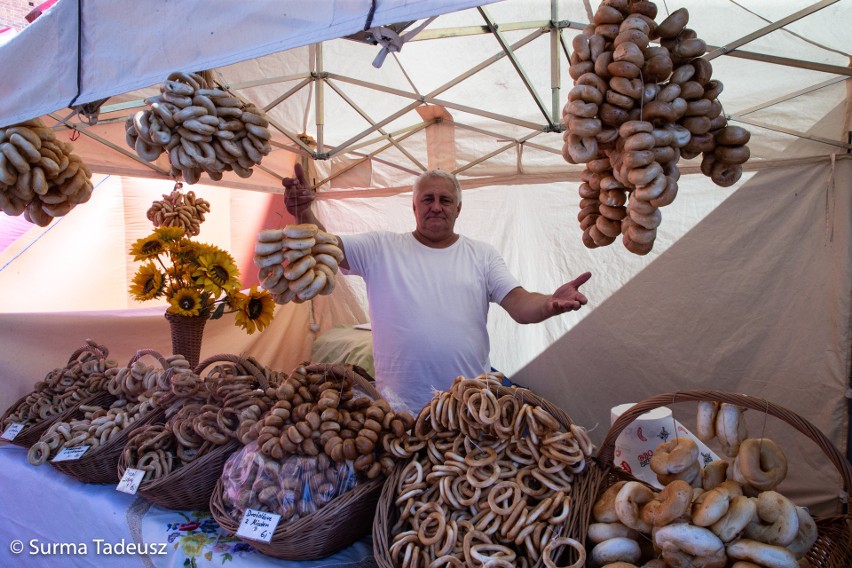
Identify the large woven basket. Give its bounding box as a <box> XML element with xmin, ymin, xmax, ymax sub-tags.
<box><xmin>209</xmin><ymin>364</ymin><xmax>388</xmax><ymax>560</ymax></box>
<box><xmin>372</xmin><ymin>381</ymin><xmax>587</xmax><ymax>568</ymax></box>
<box><xmin>48</xmin><ymin>349</ymin><xmax>176</xmax><ymax>484</ymax></box>
<box><xmin>118</xmin><ymin>438</ymin><xmax>240</xmax><ymax>510</ymax></box>
<box><xmin>589</xmin><ymin>390</ymin><xmax>852</xmax><ymax>568</ymax></box>
<box><xmin>111</xmin><ymin>353</ymin><xmax>269</xmax><ymax>510</ymax></box>
<box><xmin>1</xmin><ymin>343</ymin><xmax>111</xmax><ymax>449</ymax></box>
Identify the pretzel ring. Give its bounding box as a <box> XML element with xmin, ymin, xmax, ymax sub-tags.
<box><xmin>488</xmin><ymin>480</ymin><xmax>522</xmax><ymax>516</ymax></box>
<box><xmin>27</xmin><ymin>441</ymin><xmax>51</xmax><ymax>465</ymax></box>
<box><xmin>541</xmin><ymin>537</ymin><xmax>586</xmax><ymax>568</ymax></box>
<box><xmin>417</xmin><ymin>509</ymin><xmax>446</xmax><ymax>546</ymax></box>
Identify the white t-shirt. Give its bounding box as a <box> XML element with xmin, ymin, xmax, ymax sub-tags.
<box><xmin>340</xmin><ymin>232</ymin><xmax>520</xmax><ymax>412</ymax></box>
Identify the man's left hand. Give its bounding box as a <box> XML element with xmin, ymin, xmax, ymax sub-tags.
<box><xmin>548</xmin><ymin>271</ymin><xmax>592</xmax><ymax>314</ymax></box>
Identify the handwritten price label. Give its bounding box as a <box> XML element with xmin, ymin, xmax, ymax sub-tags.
<box><xmin>51</xmin><ymin>445</ymin><xmax>90</xmax><ymax>462</ymax></box>
<box><xmin>116</xmin><ymin>468</ymin><xmax>146</xmax><ymax>494</ymax></box>
<box><xmin>236</xmin><ymin>508</ymin><xmax>281</xmax><ymax>543</ymax></box>
<box><xmin>1</xmin><ymin>423</ymin><xmax>24</xmax><ymax>441</ymax></box>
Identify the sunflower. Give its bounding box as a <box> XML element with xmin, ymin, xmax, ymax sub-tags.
<box><xmin>193</xmin><ymin>251</ymin><xmax>240</xmax><ymax>294</ymax></box>
<box><xmin>168</xmin><ymin>288</ymin><xmax>205</xmax><ymax>316</ymax></box>
<box><xmin>234</xmin><ymin>286</ymin><xmax>275</xmax><ymax>334</ymax></box>
<box><xmin>153</xmin><ymin>226</ymin><xmax>185</xmax><ymax>244</ymax></box>
<box><xmin>129</xmin><ymin>262</ymin><xmax>164</xmax><ymax>301</ymax></box>
<box><xmin>129</xmin><ymin>234</ymin><xmax>167</xmax><ymax>261</ymax></box>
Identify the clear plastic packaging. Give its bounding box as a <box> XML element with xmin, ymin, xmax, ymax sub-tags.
<box><xmin>220</xmin><ymin>441</ymin><xmax>359</xmax><ymax>523</ymax></box>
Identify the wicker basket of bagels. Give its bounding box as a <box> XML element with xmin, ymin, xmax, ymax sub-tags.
<box><xmin>209</xmin><ymin>362</ymin><xmax>416</xmax><ymax>559</ymax></box>
<box><xmin>372</xmin><ymin>373</ymin><xmax>597</xmax><ymax>568</ymax></box>
<box><xmin>30</xmin><ymin>349</ymin><xmax>185</xmax><ymax>484</ymax></box>
<box><xmin>1</xmin><ymin>339</ymin><xmax>116</xmax><ymax>449</ymax></box>
<box><xmin>116</xmin><ymin>353</ymin><xmax>276</xmax><ymax>510</ymax></box>
<box><xmin>583</xmin><ymin>390</ymin><xmax>852</xmax><ymax>568</ymax></box>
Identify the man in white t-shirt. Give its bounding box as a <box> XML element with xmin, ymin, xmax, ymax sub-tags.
<box><xmin>282</xmin><ymin>165</ymin><xmax>591</xmax><ymax>411</ymax></box>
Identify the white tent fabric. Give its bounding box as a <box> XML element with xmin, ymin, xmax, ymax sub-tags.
<box><xmin>0</xmin><ymin>0</ymin><xmax>850</xmax><ymax>516</ymax></box>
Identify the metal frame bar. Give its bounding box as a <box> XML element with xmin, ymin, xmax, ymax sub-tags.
<box><xmin>49</xmin><ymin>114</ymin><xmax>170</xmax><ymax>176</ymax></box>
<box><xmin>704</xmin><ymin>0</ymin><xmax>840</xmax><ymax>61</ymax></box>
<box><xmin>455</xmin><ymin>130</ymin><xmax>543</xmax><ymax>174</ymax></box>
<box><xmin>729</xmin><ymin>116</ymin><xmax>852</xmax><ymax>150</ymax></box>
<box><xmin>325</xmin><ymin>78</ymin><xmax>427</xmax><ymax>172</ymax></box>
<box><xmin>704</xmin><ymin>45</ymin><xmax>852</xmax><ymax>77</ymax></box>
<box><xmin>478</xmin><ymin>6</ymin><xmax>554</xmax><ymax>127</ymax></box>
<box><xmin>408</xmin><ymin>19</ymin><xmax>585</xmax><ymax>41</ymax></box>
<box><xmin>736</xmin><ymin>77</ymin><xmax>846</xmax><ymax>116</ymax></box>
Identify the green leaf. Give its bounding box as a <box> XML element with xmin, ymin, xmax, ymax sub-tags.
<box><xmin>210</xmin><ymin>302</ymin><xmax>226</xmax><ymax>320</ymax></box>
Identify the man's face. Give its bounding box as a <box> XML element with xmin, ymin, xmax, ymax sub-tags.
<box><xmin>412</xmin><ymin>177</ymin><xmax>461</xmax><ymax>241</ymax></box>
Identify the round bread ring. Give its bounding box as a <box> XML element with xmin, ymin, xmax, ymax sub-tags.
<box><xmin>587</xmin><ymin>522</ymin><xmax>639</xmax><ymax>544</ymax></box>
<box><xmin>715</xmin><ymin>144</ymin><xmax>750</xmax><ymax>165</ymax></box>
<box><xmin>283</xmin><ymin>223</ymin><xmax>318</xmax><ymax>239</ymax></box>
<box><xmin>650</xmin><ymin>437</ymin><xmax>699</xmax><ymax>476</ymax></box>
<box><xmin>576</xmin><ymin>72</ymin><xmax>608</xmax><ymax>94</ymax></box>
<box><xmin>27</xmin><ymin>441</ymin><xmax>51</xmax><ymax>465</ymax></box>
<box><xmin>628</xmin><ymin>205</ymin><xmax>661</xmax><ymax>230</ymax></box>
<box><xmin>613</xmin><ymin>42</ymin><xmax>645</xmax><ymax>68</ymax></box>
<box><xmin>657</xmin><ymin>459</ymin><xmax>701</xmax><ymax>486</ymax></box>
<box><xmin>606</xmin><ymin>90</ymin><xmax>636</xmax><ymax>110</ymax></box>
<box><xmin>650</xmin><ymin>177</ymin><xmax>678</xmax><ymax>208</ymax></box>
<box><xmin>541</xmin><ymin>537</ymin><xmax>586</xmax><ymax>568</ymax></box>
<box><xmin>590</xmin><ymin>537</ymin><xmax>642</xmax><ymax>566</ymax></box>
<box><xmin>614</xmin><ymin>481</ymin><xmax>655</xmax><ymax>532</ymax></box>
<box><xmin>594</xmin><ymin>480</ymin><xmax>628</xmax><ymax>523</ymax></box>
<box><xmin>726</xmin><ymin>539</ymin><xmax>798</xmax><ymax>568</ymax></box>
<box><xmin>599</xmin><ymin>204</ymin><xmax>626</xmax><ymax>221</ymax></box>
<box><xmin>701</xmin><ymin>459</ymin><xmax>729</xmax><ymax>490</ymax></box>
<box><xmin>618</xmin><ymin>120</ymin><xmax>653</xmax><ymax>138</ymax></box>
<box><xmin>715</xmin><ymin>403</ymin><xmax>748</xmax><ymax>457</ymax></box>
<box><xmin>566</xmin><ymin>100</ymin><xmax>599</xmax><ymax>119</ymax></box>
<box><xmin>654</xmin><ymin>522</ymin><xmax>725</xmax><ymax>559</ymax></box>
<box><xmin>282</xmin><ymin>236</ymin><xmax>316</xmax><ymax>250</ymax></box>
<box><xmin>567</xmin><ymin>134</ymin><xmax>599</xmax><ymax>163</ymax></box>
<box><xmin>711</xmin><ymin>494</ymin><xmax>757</xmax><ymax>543</ymax></box>
<box><xmin>641</xmin><ymin>479</ymin><xmax>693</xmax><ymax>527</ymax></box>
<box><xmin>257</xmin><ymin>228</ymin><xmax>283</xmax><ymax>242</ymax></box>
<box><xmin>623</xmin><ymin>133</ymin><xmax>655</xmax><ymax>152</ymax></box>
<box><xmin>692</xmin><ymin>483</ymin><xmax>737</xmax><ymax>527</ymax></box>
<box><xmin>622</xmin><ymin>232</ymin><xmax>654</xmax><ymax>256</ymax></box>
<box><xmin>715</xmin><ymin>125</ymin><xmax>751</xmax><ymax>146</ymax></box>
<box><xmin>590</xmin><ymin>225</ymin><xmax>616</xmax><ymax>247</ymax></box>
<box><xmin>633</xmin><ymin>173</ymin><xmax>666</xmax><ymax>201</ymax></box>
<box><xmin>655</xmin><ymin>7</ymin><xmax>688</xmax><ymax>38</ymax></box>
<box><xmin>568</xmin><ymin>84</ymin><xmax>603</xmax><ymax>105</ymax></box>
<box><xmin>596</xmin><ymin>215</ymin><xmax>622</xmax><ymax>238</ymax></box>
<box><xmin>283</xmin><ymin>253</ymin><xmax>316</xmax><ymax>281</ymax></box>
<box><xmin>625</xmin><ymin>223</ymin><xmax>656</xmax><ymax>246</ymax></box>
<box><xmin>711</xmin><ymin>162</ymin><xmax>743</xmax><ymax>187</ymax></box>
<box><xmin>568</xmin><ymin>116</ymin><xmax>602</xmax><ymax>137</ymax></box>
<box><xmin>786</xmin><ymin>506</ymin><xmax>818</xmax><ymax>559</ymax></box>
<box><xmin>696</xmin><ymin>400</ymin><xmax>719</xmax><ymax>442</ymax></box>
<box><xmin>743</xmin><ymin>490</ymin><xmax>799</xmax><ymax>546</ymax></box>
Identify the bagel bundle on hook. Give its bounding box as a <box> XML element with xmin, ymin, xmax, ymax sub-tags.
<box><xmin>253</xmin><ymin>224</ymin><xmax>343</xmax><ymax>304</ymax></box>
<box><xmin>562</xmin><ymin>0</ymin><xmax>751</xmax><ymax>255</ymax></box>
<box><xmin>0</xmin><ymin>118</ymin><xmax>94</xmax><ymax>226</ymax></box>
<box><xmin>125</xmin><ymin>71</ymin><xmax>273</xmax><ymax>184</ymax></box>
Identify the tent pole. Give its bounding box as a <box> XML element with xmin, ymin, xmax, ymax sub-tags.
<box><xmin>315</xmin><ymin>43</ymin><xmax>325</xmax><ymax>156</ymax></box>
<box><xmin>550</xmin><ymin>0</ymin><xmax>561</xmax><ymax>128</ymax></box>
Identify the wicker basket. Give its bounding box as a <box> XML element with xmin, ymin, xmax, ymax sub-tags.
<box><xmin>110</xmin><ymin>353</ymin><xmax>270</xmax><ymax>509</ymax></box>
<box><xmin>165</xmin><ymin>311</ymin><xmax>208</xmax><ymax>369</ymax></box>
<box><xmin>209</xmin><ymin>365</ymin><xmax>388</xmax><ymax>560</ymax></box>
<box><xmin>372</xmin><ymin>381</ymin><xmax>587</xmax><ymax>568</ymax></box>
<box><xmin>48</xmin><ymin>349</ymin><xmax>177</xmax><ymax>484</ymax></box>
<box><xmin>588</xmin><ymin>390</ymin><xmax>852</xmax><ymax>568</ymax></box>
<box><xmin>118</xmin><ymin>438</ymin><xmax>240</xmax><ymax>510</ymax></box>
<box><xmin>1</xmin><ymin>342</ymin><xmax>112</xmax><ymax>449</ymax></box>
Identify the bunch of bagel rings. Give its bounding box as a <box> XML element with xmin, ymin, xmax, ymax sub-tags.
<box><xmin>563</xmin><ymin>0</ymin><xmax>751</xmax><ymax>255</ymax></box>
<box><xmin>253</xmin><ymin>223</ymin><xmax>344</xmax><ymax>304</ymax></box>
<box><xmin>588</xmin><ymin>401</ymin><xmax>817</xmax><ymax>567</ymax></box>
<box><xmin>383</xmin><ymin>374</ymin><xmax>596</xmax><ymax>568</ymax></box>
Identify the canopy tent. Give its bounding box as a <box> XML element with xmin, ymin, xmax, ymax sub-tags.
<box><xmin>0</xmin><ymin>0</ymin><xmax>850</xmax><ymax>515</ymax></box>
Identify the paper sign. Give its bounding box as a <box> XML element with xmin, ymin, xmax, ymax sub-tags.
<box><xmin>51</xmin><ymin>445</ymin><xmax>90</xmax><ymax>462</ymax></box>
<box><xmin>1</xmin><ymin>423</ymin><xmax>24</xmax><ymax>441</ymax></box>
<box><xmin>236</xmin><ymin>508</ymin><xmax>281</xmax><ymax>543</ymax></box>
<box><xmin>116</xmin><ymin>468</ymin><xmax>146</xmax><ymax>494</ymax></box>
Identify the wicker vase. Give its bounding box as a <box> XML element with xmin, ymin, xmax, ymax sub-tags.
<box><xmin>164</xmin><ymin>311</ymin><xmax>208</xmax><ymax>368</ymax></box>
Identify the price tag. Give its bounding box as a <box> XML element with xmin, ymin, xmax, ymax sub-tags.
<box><xmin>51</xmin><ymin>445</ymin><xmax>90</xmax><ymax>462</ymax></box>
<box><xmin>1</xmin><ymin>423</ymin><xmax>24</xmax><ymax>441</ymax></box>
<box><xmin>236</xmin><ymin>508</ymin><xmax>281</xmax><ymax>543</ymax></box>
<box><xmin>116</xmin><ymin>468</ymin><xmax>146</xmax><ymax>494</ymax></box>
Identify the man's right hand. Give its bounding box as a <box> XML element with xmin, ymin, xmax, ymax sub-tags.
<box><xmin>282</xmin><ymin>163</ymin><xmax>315</xmax><ymax>221</ymax></box>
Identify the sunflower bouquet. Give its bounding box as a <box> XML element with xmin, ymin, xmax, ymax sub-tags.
<box><xmin>128</xmin><ymin>226</ymin><xmax>275</xmax><ymax>334</ymax></box>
